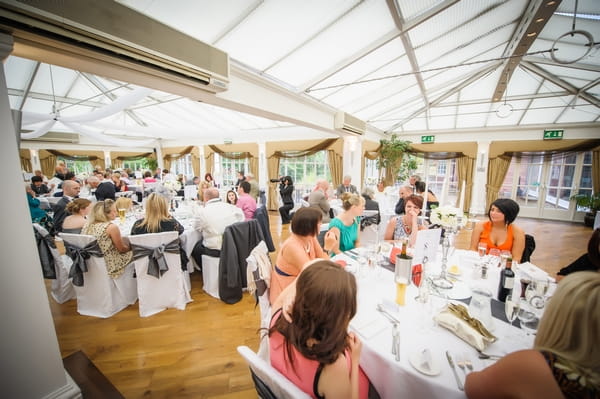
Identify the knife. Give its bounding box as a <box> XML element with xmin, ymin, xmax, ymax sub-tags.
<box><xmin>446</xmin><ymin>351</ymin><xmax>464</xmax><ymax>391</ymax></box>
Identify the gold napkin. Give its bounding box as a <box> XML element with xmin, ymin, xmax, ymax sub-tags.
<box><xmin>434</xmin><ymin>303</ymin><xmax>497</xmax><ymax>351</ymax></box>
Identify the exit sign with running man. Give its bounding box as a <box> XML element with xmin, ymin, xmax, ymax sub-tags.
<box><xmin>543</xmin><ymin>129</ymin><xmax>563</xmax><ymax>140</ymax></box>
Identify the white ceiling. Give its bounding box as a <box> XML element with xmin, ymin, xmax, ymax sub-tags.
<box><xmin>4</xmin><ymin>0</ymin><xmax>600</xmax><ymax>147</ymax></box>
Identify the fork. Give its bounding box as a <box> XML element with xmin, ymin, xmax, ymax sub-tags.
<box><xmin>456</xmin><ymin>357</ymin><xmax>467</xmax><ymax>376</ymax></box>
<box><xmin>464</xmin><ymin>359</ymin><xmax>474</xmax><ymax>373</ymax></box>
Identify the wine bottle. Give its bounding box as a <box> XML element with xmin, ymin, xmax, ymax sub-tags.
<box><xmin>497</xmin><ymin>257</ymin><xmax>515</xmax><ymax>302</ymax></box>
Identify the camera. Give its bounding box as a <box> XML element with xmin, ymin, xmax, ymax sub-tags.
<box><xmin>270</xmin><ymin>177</ymin><xmax>285</xmax><ymax>183</ymax></box>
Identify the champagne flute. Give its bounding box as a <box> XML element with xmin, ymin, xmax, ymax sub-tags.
<box><xmin>504</xmin><ymin>294</ymin><xmax>520</xmax><ymax>327</ymax></box>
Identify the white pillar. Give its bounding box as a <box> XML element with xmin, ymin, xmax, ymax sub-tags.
<box><xmin>470</xmin><ymin>141</ymin><xmax>490</xmax><ymax>216</ymax></box>
<box><xmin>0</xmin><ymin>32</ymin><xmax>81</xmax><ymax>399</ymax></box>
<box><xmin>103</xmin><ymin>150</ymin><xmax>111</xmax><ymax>169</ymax></box>
<box><xmin>155</xmin><ymin>144</ymin><xmax>164</xmax><ymax>170</ymax></box>
<box><xmin>258</xmin><ymin>141</ymin><xmax>267</xmax><ymax>191</ymax></box>
<box><xmin>199</xmin><ymin>145</ymin><xmax>205</xmax><ymax>179</ymax></box>
<box><xmin>29</xmin><ymin>148</ymin><xmax>42</xmax><ymax>171</ymax></box>
<box><xmin>342</xmin><ymin>136</ymin><xmax>363</xmax><ymax>191</ymax></box>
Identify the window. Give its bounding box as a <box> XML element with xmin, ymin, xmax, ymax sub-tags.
<box><xmin>121</xmin><ymin>159</ymin><xmax>149</xmax><ymax>173</ymax></box>
<box><xmin>219</xmin><ymin>154</ymin><xmax>249</xmax><ymax>188</ymax></box>
<box><xmin>279</xmin><ymin>151</ymin><xmax>330</xmax><ymax>202</ymax></box>
<box><xmin>170</xmin><ymin>154</ymin><xmax>194</xmax><ymax>178</ymax></box>
<box><xmin>58</xmin><ymin>157</ymin><xmax>93</xmax><ymax>175</ymax></box>
<box><xmin>575</xmin><ymin>151</ymin><xmax>593</xmax><ymax>212</ymax></box>
<box><xmin>363</xmin><ymin>158</ymin><xmax>379</xmax><ymax>186</ymax></box>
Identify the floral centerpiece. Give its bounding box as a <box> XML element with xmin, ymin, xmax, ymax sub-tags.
<box><xmin>155</xmin><ymin>179</ymin><xmax>182</xmax><ymax>199</ymax></box>
<box><xmin>429</xmin><ymin>205</ymin><xmax>466</xmax><ymax>230</ymax></box>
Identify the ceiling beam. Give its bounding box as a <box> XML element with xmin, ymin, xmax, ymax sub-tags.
<box><xmin>17</xmin><ymin>60</ymin><xmax>40</xmax><ymax>111</ymax></box>
<box><xmin>8</xmin><ymin>88</ymin><xmax>106</xmax><ymax>107</ymax></box>
<box><xmin>520</xmin><ymin>60</ymin><xmax>600</xmax><ymax>108</ymax></box>
<box><xmin>521</xmin><ymin>56</ymin><xmax>600</xmax><ymax>73</ymax></box>
<box><xmin>491</xmin><ymin>0</ymin><xmax>561</xmax><ymax>102</ymax></box>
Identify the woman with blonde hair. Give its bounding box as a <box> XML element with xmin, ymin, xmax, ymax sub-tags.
<box><xmin>62</xmin><ymin>198</ymin><xmax>92</xmax><ymax>234</ymax></box>
<box><xmin>82</xmin><ymin>199</ymin><xmax>132</xmax><ymax>278</ymax></box>
<box><xmin>326</xmin><ymin>192</ymin><xmax>365</xmax><ymax>255</ymax></box>
<box><xmin>130</xmin><ymin>193</ymin><xmax>183</xmax><ymax>235</ymax></box>
<box><xmin>465</xmin><ymin>271</ymin><xmax>600</xmax><ymax>399</ymax></box>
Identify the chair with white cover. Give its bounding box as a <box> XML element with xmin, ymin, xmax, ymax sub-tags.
<box><xmin>246</xmin><ymin>240</ymin><xmax>272</xmax><ymax>360</ymax></box>
<box><xmin>183</xmin><ymin>185</ymin><xmax>198</xmax><ymax>200</ymax></box>
<box><xmin>237</xmin><ymin>346</ymin><xmax>310</xmax><ymax>399</ymax></box>
<box><xmin>60</xmin><ymin>232</ymin><xmax>137</xmax><ymax>318</ymax></box>
<box><xmin>201</xmin><ymin>254</ymin><xmax>221</xmax><ymax>299</ymax></box>
<box><xmin>33</xmin><ymin>223</ymin><xmax>75</xmax><ymax>304</ymax></box>
<box><xmin>128</xmin><ymin>231</ymin><xmax>192</xmax><ymax>317</ymax></box>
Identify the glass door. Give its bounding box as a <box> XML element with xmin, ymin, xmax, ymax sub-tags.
<box><xmin>540</xmin><ymin>153</ymin><xmax>578</xmax><ymax>219</ymax></box>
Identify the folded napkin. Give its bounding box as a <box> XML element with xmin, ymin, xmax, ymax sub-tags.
<box><xmin>434</xmin><ymin>303</ymin><xmax>497</xmax><ymax>351</ymax></box>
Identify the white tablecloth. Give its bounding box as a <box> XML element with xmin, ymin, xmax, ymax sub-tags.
<box><xmin>336</xmin><ymin>248</ymin><xmax>550</xmax><ymax>398</ymax></box>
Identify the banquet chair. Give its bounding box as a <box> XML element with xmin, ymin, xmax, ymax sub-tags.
<box><xmin>33</xmin><ymin>223</ymin><xmax>76</xmax><ymax>304</ymax></box>
<box><xmin>59</xmin><ymin>233</ymin><xmax>137</xmax><ymax>318</ymax></box>
<box><xmin>183</xmin><ymin>185</ymin><xmax>198</xmax><ymax>200</ymax></box>
<box><xmin>237</xmin><ymin>346</ymin><xmax>310</xmax><ymax>399</ymax></box>
<box><xmin>128</xmin><ymin>231</ymin><xmax>192</xmax><ymax>317</ymax></box>
<box><xmin>521</xmin><ymin>234</ymin><xmax>536</xmax><ymax>263</ymax></box>
<box><xmin>246</xmin><ymin>240</ymin><xmax>272</xmax><ymax>360</ymax></box>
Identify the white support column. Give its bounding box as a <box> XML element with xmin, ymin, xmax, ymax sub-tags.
<box><xmin>199</xmin><ymin>145</ymin><xmax>205</xmax><ymax>179</ymax></box>
<box><xmin>342</xmin><ymin>136</ymin><xmax>363</xmax><ymax>191</ymax></box>
<box><xmin>29</xmin><ymin>148</ymin><xmax>41</xmax><ymax>172</ymax></box>
<box><xmin>0</xmin><ymin>32</ymin><xmax>81</xmax><ymax>399</ymax></box>
<box><xmin>103</xmin><ymin>150</ymin><xmax>111</xmax><ymax>169</ymax></box>
<box><xmin>258</xmin><ymin>141</ymin><xmax>267</xmax><ymax>198</ymax></box>
<box><xmin>470</xmin><ymin>141</ymin><xmax>491</xmax><ymax>216</ymax></box>
<box><xmin>155</xmin><ymin>144</ymin><xmax>164</xmax><ymax>170</ymax></box>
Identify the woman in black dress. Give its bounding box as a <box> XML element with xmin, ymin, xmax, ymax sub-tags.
<box><xmin>278</xmin><ymin>176</ymin><xmax>295</xmax><ymax>225</ymax></box>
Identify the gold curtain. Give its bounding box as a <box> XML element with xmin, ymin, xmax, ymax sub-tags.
<box><xmin>205</xmin><ymin>152</ymin><xmax>213</xmax><ymax>177</ymax></box>
<box><xmin>327</xmin><ymin>149</ymin><xmax>343</xmax><ymax>188</ymax></box>
<box><xmin>249</xmin><ymin>156</ymin><xmax>258</xmax><ymax>178</ymax></box>
<box><xmin>20</xmin><ymin>157</ymin><xmax>32</xmax><ymax>173</ymax></box>
<box><xmin>191</xmin><ymin>153</ymin><xmax>200</xmax><ymax>177</ymax></box>
<box><xmin>40</xmin><ymin>153</ymin><xmax>56</xmax><ymax>178</ymax></box>
<box><xmin>456</xmin><ymin>156</ymin><xmax>475</xmax><ymax>213</ymax></box>
<box><xmin>163</xmin><ymin>158</ymin><xmax>171</xmax><ymax>171</ymax></box>
<box><xmin>90</xmin><ymin>159</ymin><xmax>105</xmax><ymax>171</ymax></box>
<box><xmin>593</xmin><ymin>150</ymin><xmax>600</xmax><ymax>194</ymax></box>
<box><xmin>272</xmin><ymin>138</ymin><xmax>337</xmax><ymax>158</ymax></box>
<box><xmin>267</xmin><ymin>156</ymin><xmax>280</xmax><ymax>211</ymax></box>
<box><xmin>485</xmin><ymin>155</ymin><xmax>512</xmax><ymax>210</ymax></box>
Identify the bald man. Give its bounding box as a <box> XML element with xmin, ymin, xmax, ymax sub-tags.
<box><xmin>53</xmin><ymin>180</ymin><xmax>81</xmax><ymax>233</ymax></box>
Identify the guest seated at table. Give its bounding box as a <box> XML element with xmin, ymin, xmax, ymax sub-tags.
<box><xmin>269</xmin><ymin>207</ymin><xmax>336</xmax><ymax>304</ymax></box>
<box><xmin>191</xmin><ymin>188</ymin><xmax>244</xmax><ymax>266</ymax></box>
<box><xmin>556</xmin><ymin>228</ymin><xmax>600</xmax><ymax>281</ymax></box>
<box><xmin>53</xmin><ymin>180</ymin><xmax>81</xmax><ymax>233</ymax></box>
<box><xmin>226</xmin><ymin>189</ymin><xmax>238</xmax><ymax>205</ymax></box>
<box><xmin>270</xmin><ymin>260</ymin><xmax>375</xmax><ymax>399</ymax></box>
<box><xmin>143</xmin><ymin>171</ymin><xmax>156</xmax><ymax>183</ymax></box>
<box><xmin>131</xmin><ymin>193</ymin><xmax>183</xmax><ymax>236</ymax></box>
<box><xmin>95</xmin><ymin>172</ymin><xmax>117</xmax><ymax>201</ymax></box>
<box><xmin>469</xmin><ymin>198</ymin><xmax>525</xmax><ymax>262</ymax></box>
<box><xmin>204</xmin><ymin>172</ymin><xmax>215</xmax><ymax>187</ymax></box>
<box><xmin>394</xmin><ymin>184</ymin><xmax>413</xmax><ymax>215</ymax></box>
<box><xmin>361</xmin><ymin>187</ymin><xmax>381</xmax><ymax>226</ymax></box>
<box><xmin>327</xmin><ymin>192</ymin><xmax>365</xmax><ymax>255</ymax></box>
<box><xmin>112</xmin><ymin>172</ymin><xmax>127</xmax><ymax>193</ymax></box>
<box><xmin>82</xmin><ymin>199</ymin><xmax>132</xmax><ymax>278</ymax></box>
<box><xmin>236</xmin><ymin>181</ymin><xmax>257</xmax><ymax>221</ymax></box>
<box><xmin>62</xmin><ymin>198</ymin><xmax>92</xmax><ymax>234</ymax></box>
<box><xmin>415</xmin><ymin>181</ymin><xmax>439</xmax><ymax>211</ymax></box>
<box><xmin>336</xmin><ymin>175</ymin><xmax>358</xmax><ymax>197</ymax></box>
<box><xmin>308</xmin><ymin>178</ymin><xmax>332</xmax><ymax>223</ymax></box>
<box><xmin>26</xmin><ymin>185</ymin><xmax>53</xmax><ymax>231</ymax></box>
<box><xmin>465</xmin><ymin>271</ymin><xmax>600</xmax><ymax>399</ymax></box>
<box><xmin>384</xmin><ymin>194</ymin><xmax>428</xmax><ymax>247</ymax></box>
<box><xmin>30</xmin><ymin>175</ymin><xmax>50</xmax><ymax>197</ymax></box>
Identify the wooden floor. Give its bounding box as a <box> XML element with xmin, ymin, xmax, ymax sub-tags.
<box><xmin>46</xmin><ymin>213</ymin><xmax>591</xmax><ymax>398</ymax></box>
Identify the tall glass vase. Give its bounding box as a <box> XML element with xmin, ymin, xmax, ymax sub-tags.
<box><xmin>432</xmin><ymin>229</ymin><xmax>454</xmax><ymax>289</ymax></box>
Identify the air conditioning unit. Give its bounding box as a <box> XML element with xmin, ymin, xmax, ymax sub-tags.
<box><xmin>23</xmin><ymin>132</ymin><xmax>79</xmax><ymax>143</ymax></box>
<box><xmin>0</xmin><ymin>0</ymin><xmax>229</xmax><ymax>93</ymax></box>
<box><xmin>334</xmin><ymin>111</ymin><xmax>366</xmax><ymax>135</ymax></box>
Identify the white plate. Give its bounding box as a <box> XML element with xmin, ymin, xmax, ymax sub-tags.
<box><xmin>409</xmin><ymin>350</ymin><xmax>441</xmax><ymax>376</ymax></box>
<box><xmin>446</xmin><ymin>281</ymin><xmax>472</xmax><ymax>300</ymax></box>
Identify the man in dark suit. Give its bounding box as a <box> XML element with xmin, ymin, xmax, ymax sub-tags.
<box><xmin>335</xmin><ymin>175</ymin><xmax>358</xmax><ymax>198</ymax></box>
<box><xmin>52</xmin><ymin>180</ymin><xmax>81</xmax><ymax>233</ymax></box>
<box><xmin>95</xmin><ymin>172</ymin><xmax>116</xmax><ymax>201</ymax></box>
<box><xmin>394</xmin><ymin>184</ymin><xmax>413</xmax><ymax>215</ymax></box>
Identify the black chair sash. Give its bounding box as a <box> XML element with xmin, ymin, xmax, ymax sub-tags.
<box><xmin>34</xmin><ymin>227</ymin><xmax>56</xmax><ymax>279</ymax></box>
<box><xmin>131</xmin><ymin>238</ymin><xmax>180</xmax><ymax>279</ymax></box>
<box><xmin>65</xmin><ymin>240</ymin><xmax>103</xmax><ymax>287</ymax></box>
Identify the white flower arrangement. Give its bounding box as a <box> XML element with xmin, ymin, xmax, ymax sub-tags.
<box><xmin>163</xmin><ymin>180</ymin><xmax>182</xmax><ymax>193</ymax></box>
<box><xmin>429</xmin><ymin>205</ymin><xmax>466</xmax><ymax>229</ymax></box>
<box><xmin>154</xmin><ymin>180</ymin><xmax>182</xmax><ymax>198</ymax></box>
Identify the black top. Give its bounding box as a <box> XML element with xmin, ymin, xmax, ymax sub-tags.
<box><xmin>31</xmin><ymin>183</ymin><xmax>50</xmax><ymax>196</ymax></box>
<box><xmin>130</xmin><ymin>218</ymin><xmax>184</xmax><ymax>236</ymax></box>
<box><xmin>557</xmin><ymin>253</ymin><xmax>598</xmax><ymax>276</ymax></box>
<box><xmin>279</xmin><ymin>183</ymin><xmax>294</xmax><ymax>205</ymax></box>
<box><xmin>394</xmin><ymin>197</ymin><xmax>405</xmax><ymax>215</ymax></box>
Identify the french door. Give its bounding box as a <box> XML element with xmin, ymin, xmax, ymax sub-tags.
<box><xmin>501</xmin><ymin>152</ymin><xmax>589</xmax><ymax>221</ymax></box>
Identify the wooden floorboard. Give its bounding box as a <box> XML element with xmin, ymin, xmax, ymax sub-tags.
<box><xmin>63</xmin><ymin>350</ymin><xmax>125</xmax><ymax>399</ymax></box>
<box><xmin>46</xmin><ymin>212</ymin><xmax>591</xmax><ymax>398</ymax></box>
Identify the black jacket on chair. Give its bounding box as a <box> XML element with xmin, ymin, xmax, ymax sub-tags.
<box><xmin>219</xmin><ymin>220</ymin><xmax>265</xmax><ymax>304</ymax></box>
<box><xmin>254</xmin><ymin>206</ymin><xmax>275</xmax><ymax>252</ymax></box>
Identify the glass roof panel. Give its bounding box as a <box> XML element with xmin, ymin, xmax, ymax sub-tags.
<box><xmin>355</xmin><ymin>82</ymin><xmax>423</xmax><ymax>121</ymax></box>
<box><xmin>401</xmin><ymin>116</ymin><xmax>428</xmax><ymax>131</ymax></box>
<box><xmin>456</xmin><ymin>111</ymin><xmax>489</xmax><ymax>128</ymax></box>
<box><xmin>519</xmin><ymin>97</ymin><xmax>569</xmax><ymax>124</ymax></box>
<box><xmin>556</xmin><ymin>100</ymin><xmax>599</xmax><ymax>123</ymax></box>
<box><xmin>458</xmin><ymin>68</ymin><xmax>502</xmax><ymax>101</ymax></box>
<box><xmin>398</xmin><ymin>0</ymin><xmax>442</xmax><ymax>21</ymax></box>
<box><xmin>267</xmin><ymin>0</ymin><xmax>395</xmax><ymax>87</ymax></box>
<box><xmin>428</xmin><ymin>112</ymin><xmax>456</xmax><ymax>130</ymax></box>
<box><xmin>218</xmin><ymin>0</ymin><xmax>361</xmax><ymax>70</ymax></box>
<box><xmin>5</xmin><ymin>57</ymin><xmax>35</xmax><ymax>90</ymax></box>
<box><xmin>505</xmin><ymin>68</ymin><xmax>542</xmax><ymax>97</ymax></box>
<box><xmin>485</xmin><ymin>99</ymin><xmax>529</xmax><ymax>126</ymax></box>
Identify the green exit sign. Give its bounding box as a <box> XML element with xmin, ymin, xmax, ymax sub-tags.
<box><xmin>421</xmin><ymin>135</ymin><xmax>435</xmax><ymax>144</ymax></box>
<box><xmin>543</xmin><ymin>129</ymin><xmax>564</xmax><ymax>140</ymax></box>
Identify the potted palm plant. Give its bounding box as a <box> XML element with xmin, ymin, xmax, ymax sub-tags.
<box><xmin>377</xmin><ymin>134</ymin><xmax>412</xmax><ymax>186</ymax></box>
<box><xmin>571</xmin><ymin>192</ymin><xmax>600</xmax><ymax>227</ymax></box>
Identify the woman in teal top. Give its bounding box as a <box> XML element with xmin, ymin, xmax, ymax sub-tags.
<box><xmin>326</xmin><ymin>192</ymin><xmax>365</xmax><ymax>255</ymax></box>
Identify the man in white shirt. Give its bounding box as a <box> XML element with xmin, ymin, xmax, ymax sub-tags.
<box><xmin>191</xmin><ymin>188</ymin><xmax>244</xmax><ymax>266</ymax></box>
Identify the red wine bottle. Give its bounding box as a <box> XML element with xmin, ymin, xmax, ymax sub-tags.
<box><xmin>497</xmin><ymin>257</ymin><xmax>515</xmax><ymax>302</ymax></box>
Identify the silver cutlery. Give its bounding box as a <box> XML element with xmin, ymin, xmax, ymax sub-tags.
<box><xmin>457</xmin><ymin>358</ymin><xmax>466</xmax><ymax>376</ymax></box>
<box><xmin>376</xmin><ymin>303</ymin><xmax>401</xmax><ymax>324</ymax></box>
<box><xmin>445</xmin><ymin>351</ymin><xmax>464</xmax><ymax>391</ymax></box>
<box><xmin>476</xmin><ymin>349</ymin><xmax>502</xmax><ymax>360</ymax></box>
<box><xmin>465</xmin><ymin>359</ymin><xmax>474</xmax><ymax>372</ymax></box>
<box><xmin>391</xmin><ymin>322</ymin><xmax>400</xmax><ymax>362</ymax></box>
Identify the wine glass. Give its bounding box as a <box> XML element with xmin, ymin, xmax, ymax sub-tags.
<box><xmin>477</xmin><ymin>242</ymin><xmax>487</xmax><ymax>257</ymax></box>
<box><xmin>504</xmin><ymin>294</ymin><xmax>520</xmax><ymax>327</ymax></box>
<box><xmin>488</xmin><ymin>248</ymin><xmax>501</xmax><ymax>268</ymax></box>
<box><xmin>517</xmin><ymin>297</ymin><xmax>536</xmax><ymax>334</ymax></box>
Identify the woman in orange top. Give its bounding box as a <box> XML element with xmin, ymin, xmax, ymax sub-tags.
<box><xmin>470</xmin><ymin>198</ymin><xmax>525</xmax><ymax>262</ymax></box>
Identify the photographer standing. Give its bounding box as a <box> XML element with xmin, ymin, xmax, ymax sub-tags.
<box><xmin>277</xmin><ymin>176</ymin><xmax>294</xmax><ymax>225</ymax></box>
